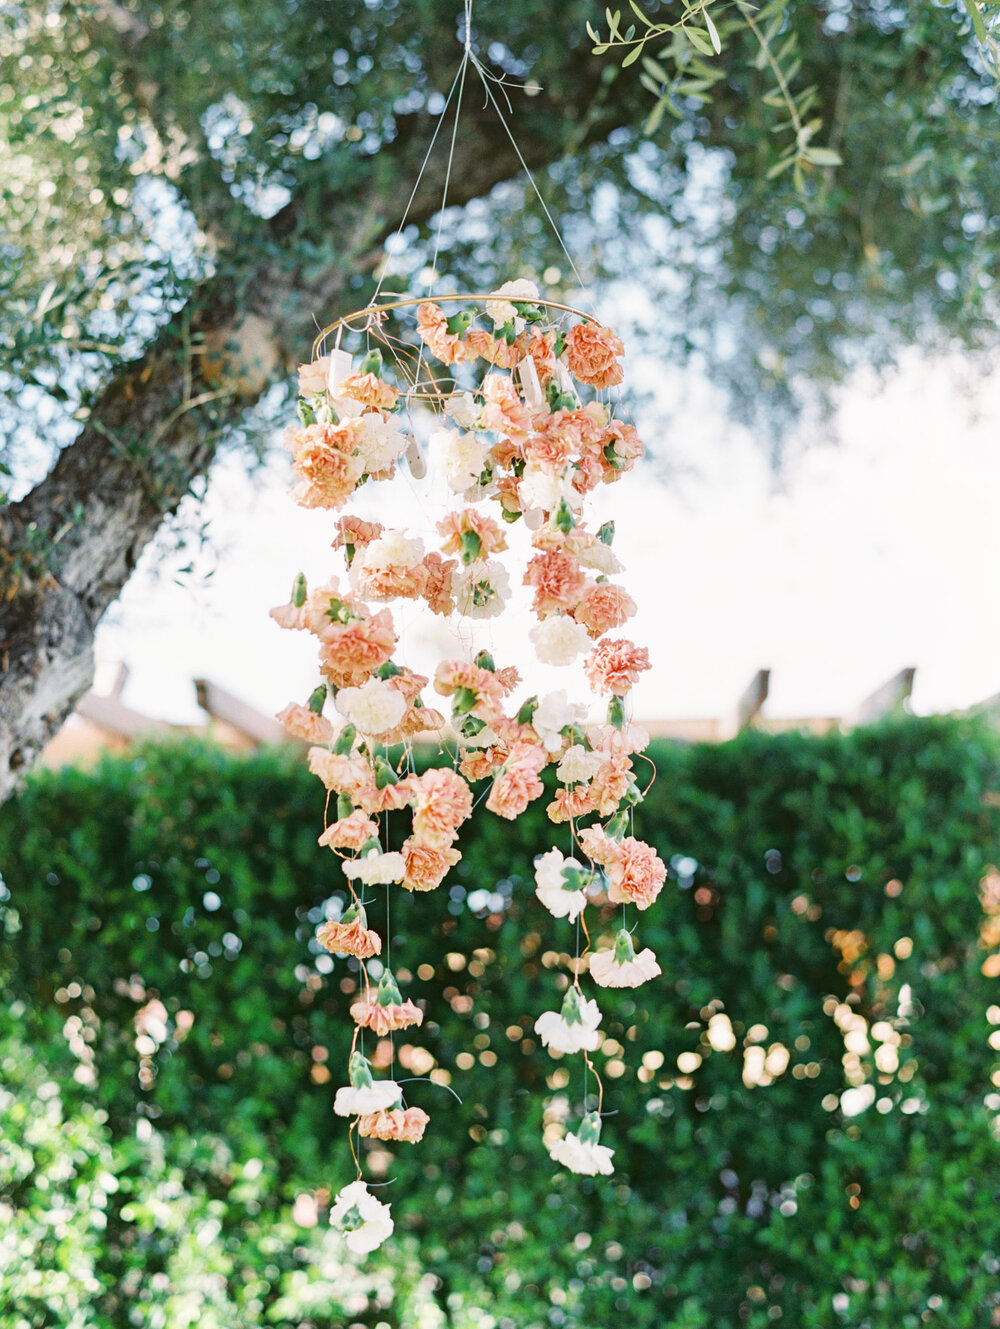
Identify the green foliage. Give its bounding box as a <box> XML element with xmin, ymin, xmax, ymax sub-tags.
<box><xmin>1</xmin><ymin>717</ymin><xmax>1000</xmax><ymax>1325</ymax></box>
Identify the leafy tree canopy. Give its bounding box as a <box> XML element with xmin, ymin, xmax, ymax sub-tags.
<box><xmin>2</xmin><ymin>0</ymin><xmax>999</xmax><ymax>483</ymax></box>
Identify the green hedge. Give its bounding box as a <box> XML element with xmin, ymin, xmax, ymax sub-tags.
<box><xmin>1</xmin><ymin>717</ymin><xmax>999</xmax><ymax>1328</ymax></box>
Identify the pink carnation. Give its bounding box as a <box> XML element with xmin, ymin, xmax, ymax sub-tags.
<box><xmin>565</xmin><ymin>322</ymin><xmax>625</xmax><ymax>389</ymax></box>
<box><xmin>401</xmin><ymin>838</ymin><xmax>461</xmax><ymax>892</ymax></box>
<box><xmin>572</xmin><ymin>583</ymin><xmax>637</xmax><ymax>639</ymax></box>
<box><xmin>318</xmin><ymin>810</ymin><xmax>380</xmax><ymax>851</ymax></box>
<box><xmin>524</xmin><ymin>549</ymin><xmax>587</xmax><ymax>616</ymax></box>
<box><xmin>357</xmin><ymin>1106</ymin><xmax>429</xmax><ymax>1143</ymax></box>
<box><xmin>416</xmin><ymin>302</ymin><xmax>468</xmax><ymax>364</ymax></box>
<box><xmin>275</xmin><ymin>702</ymin><xmax>334</xmax><ymax>744</ymax></box>
<box><xmin>583</xmin><ymin>638</ymin><xmax>651</xmax><ymax>696</ymax></box>
<box><xmin>412</xmin><ymin>768</ymin><xmax>473</xmax><ymax>847</ymax></box>
<box><xmin>350</xmin><ymin>996</ymin><xmax>424</xmax><ymax>1036</ymax></box>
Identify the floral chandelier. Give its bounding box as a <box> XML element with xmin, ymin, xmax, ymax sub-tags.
<box><xmin>270</xmin><ymin>280</ymin><xmax>666</xmax><ymax>1254</ymax></box>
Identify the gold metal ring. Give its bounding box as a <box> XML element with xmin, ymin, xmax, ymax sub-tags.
<box><xmin>310</xmin><ymin>292</ymin><xmax>598</xmax><ymax>363</ymax></box>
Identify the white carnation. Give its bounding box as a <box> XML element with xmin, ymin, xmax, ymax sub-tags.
<box><xmin>532</xmin><ymin>689</ymin><xmax>586</xmax><ymax>754</ymax></box>
<box><xmin>330</xmin><ymin>1179</ymin><xmax>394</xmax><ymax>1255</ymax></box>
<box><xmin>534</xmin><ymin>1004</ymin><xmax>601</xmax><ymax>1056</ymax></box>
<box><xmin>360</xmin><ymin>529</ymin><xmax>425</xmax><ymax>571</ymax></box>
<box><xmin>574</xmin><ymin>541</ymin><xmax>623</xmax><ymax>575</ymax></box>
<box><xmin>518</xmin><ymin>464</ymin><xmax>574</xmax><ymax>513</ymax></box>
<box><xmin>589</xmin><ymin>946</ymin><xmax>661</xmax><ymax>988</ymax></box>
<box><xmin>335</xmin><ymin>678</ymin><xmax>407</xmax><ymax>735</ymax></box>
<box><xmin>556</xmin><ymin>744</ymin><xmax>605</xmax><ymax>784</ymax></box>
<box><xmin>445</xmin><ymin>391</ymin><xmax>480</xmax><ymax>430</ymax></box>
<box><xmin>454</xmin><ymin>560</ymin><xmax>510</xmax><ymax>619</ymax></box>
<box><xmin>534</xmin><ymin>848</ymin><xmax>588</xmax><ymax>922</ymax></box>
<box><xmin>547</xmin><ymin>1131</ymin><xmax>615</xmax><ymax>1176</ymax></box>
<box><xmin>430</xmin><ymin>426</ymin><xmax>488</xmax><ymax>493</ymax></box>
<box><xmin>530</xmin><ymin>614</ymin><xmax>591</xmax><ymax>666</ymax></box>
<box><xmin>333</xmin><ymin>1080</ymin><xmax>402</xmax><ymax>1117</ymax></box>
<box><xmin>486</xmin><ymin>278</ymin><xmax>540</xmax><ymax>330</ymax></box>
<box><xmin>355</xmin><ymin>412</ymin><xmax>406</xmax><ymax>472</ymax></box>
<box><xmin>343</xmin><ymin>849</ymin><xmax>407</xmax><ymax>885</ymax></box>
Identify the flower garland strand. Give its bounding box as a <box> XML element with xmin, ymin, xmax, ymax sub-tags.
<box><xmin>270</xmin><ymin>281</ymin><xmax>667</xmax><ymax>1252</ymax></box>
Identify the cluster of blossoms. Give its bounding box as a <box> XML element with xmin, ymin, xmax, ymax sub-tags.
<box><xmin>271</xmin><ymin>280</ymin><xmax>667</xmax><ymax>1252</ymax></box>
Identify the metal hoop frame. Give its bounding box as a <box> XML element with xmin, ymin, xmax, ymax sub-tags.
<box><xmin>310</xmin><ymin>292</ymin><xmax>597</xmax><ymax>363</ymax></box>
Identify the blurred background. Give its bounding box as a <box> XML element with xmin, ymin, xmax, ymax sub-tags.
<box><xmin>2</xmin><ymin>0</ymin><xmax>1000</xmax><ymax>1325</ymax></box>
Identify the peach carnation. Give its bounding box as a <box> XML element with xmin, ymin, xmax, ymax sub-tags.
<box><xmin>318</xmin><ymin>810</ymin><xmax>380</xmax><ymax>852</ymax></box>
<box><xmin>307</xmin><ymin>748</ymin><xmax>370</xmax><ymax>797</ymax></box>
<box><xmin>297</xmin><ymin>356</ymin><xmax>330</xmax><ymax>395</ymax></box>
<box><xmin>331</xmin><ymin>516</ymin><xmax>384</xmax><ymax>560</ymax></box>
<box><xmin>434</xmin><ymin>660</ymin><xmax>505</xmax><ymax>706</ymax></box>
<box><xmin>524</xmin><ymin>549</ymin><xmax>587</xmax><ymax>616</ymax></box>
<box><xmin>547</xmin><ymin>785</ymin><xmax>598</xmax><ymax>824</ymax></box>
<box><xmin>479</xmin><ymin>373</ymin><xmax>533</xmax><ymax>439</ymax></box>
<box><xmin>287</xmin><ymin>423</ymin><xmax>366</xmax><ymax>509</ymax></box>
<box><xmin>318</xmin><ymin>610</ymin><xmax>397</xmax><ymax>685</ymax></box>
<box><xmin>357</xmin><ymin>1106</ymin><xmax>429</xmax><ymax>1143</ymax></box>
<box><xmin>607</xmin><ymin>837</ymin><xmax>666</xmax><ymax>910</ymax></box>
<box><xmin>350</xmin><ymin>998</ymin><xmax>424</xmax><ymax>1037</ymax></box>
<box><xmin>337</xmin><ymin>372</ymin><xmax>399</xmax><ymax>410</ymax></box>
<box><xmin>412</xmin><ymin>767</ymin><xmax>474</xmax><ymax>847</ymax></box>
<box><xmin>464</xmin><ymin>328</ymin><xmax>524</xmax><ymax>368</ymax></box>
<box><xmin>583</xmin><ymin>638</ymin><xmax>651</xmax><ymax>696</ymax></box>
<box><xmin>486</xmin><ymin>742</ymin><xmax>548</xmax><ymax>821</ymax></box>
<box><xmin>422</xmin><ymin>551</ymin><xmax>458</xmax><ymax>616</ymax></box>
<box><xmin>572</xmin><ymin>583</ymin><xmax>637</xmax><ymax>639</ymax></box>
<box><xmin>275</xmin><ymin>702</ymin><xmax>335</xmax><ymax>744</ymax></box>
<box><xmin>578</xmin><ymin>824</ymin><xmax>623</xmax><ymax>874</ymax></box>
<box><xmin>437</xmin><ymin>508</ymin><xmax>508</xmax><ymax>563</ymax></box>
<box><xmin>316</xmin><ymin>907</ymin><xmax>381</xmax><ymax>959</ymax></box>
<box><xmin>565</xmin><ymin>321</ymin><xmax>625</xmax><ymax>389</ymax></box>
<box><xmin>401</xmin><ymin>838</ymin><xmax>461</xmax><ymax>892</ymax></box>
<box><xmin>416</xmin><ymin>301</ymin><xmax>468</xmax><ymax>364</ymax></box>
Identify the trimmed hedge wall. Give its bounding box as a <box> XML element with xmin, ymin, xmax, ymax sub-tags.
<box><xmin>1</xmin><ymin>717</ymin><xmax>999</xmax><ymax>1328</ymax></box>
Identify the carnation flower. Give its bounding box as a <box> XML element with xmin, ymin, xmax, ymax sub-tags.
<box><xmin>437</xmin><ymin>509</ymin><xmax>508</xmax><ymax>564</ymax></box>
<box><xmin>330</xmin><ymin>1179</ymin><xmax>394</xmax><ymax>1254</ymax></box>
<box><xmin>479</xmin><ymin>373</ymin><xmax>533</xmax><ymax>438</ymax></box>
<box><xmin>354</xmin><ymin>412</ymin><xmax>407</xmax><ymax>474</ymax></box>
<box><xmin>529</xmin><ymin>614</ymin><xmax>591</xmax><ymax>666</ymax></box>
<box><xmin>287</xmin><ymin>423</ymin><xmax>366</xmax><ymax>509</ymax></box>
<box><xmin>416</xmin><ymin>301</ymin><xmax>468</xmax><ymax>364</ymax></box>
<box><xmin>583</xmin><ymin>637</ymin><xmax>652</xmax><ymax>696</ymax></box>
<box><xmin>400</xmin><ymin>838</ymin><xmax>461</xmax><ymax>892</ymax></box>
<box><xmin>318</xmin><ymin>609</ymin><xmax>397</xmax><ymax>686</ymax></box>
<box><xmin>421</xmin><ymin>551</ymin><xmax>458</xmax><ymax>616</ymax></box>
<box><xmin>573</xmin><ymin>583</ymin><xmax>637</xmax><ymax>639</ymax></box>
<box><xmin>445</xmin><ymin>391</ymin><xmax>480</xmax><ymax>430</ymax></box>
<box><xmin>534</xmin><ymin>848</ymin><xmax>590</xmax><ymax>922</ymax></box>
<box><xmin>534</xmin><ymin>986</ymin><xmax>602</xmax><ymax>1055</ymax></box>
<box><xmin>333</xmin><ymin>1051</ymin><xmax>403</xmax><ymax>1118</ymax></box>
<box><xmin>357</xmin><ymin>1106</ymin><xmax>429</xmax><ymax>1143</ymax></box>
<box><xmin>342</xmin><ymin>847</ymin><xmax>407</xmax><ymax>886</ymax></box>
<box><xmin>275</xmin><ymin>701</ymin><xmax>334</xmax><ymax>744</ymax></box>
<box><xmin>589</xmin><ymin>929</ymin><xmax>661</xmax><ymax>988</ymax></box>
<box><xmin>517</xmin><ymin>464</ymin><xmax>575</xmax><ymax>515</ymax></box>
<box><xmin>335</xmin><ymin>677</ymin><xmax>408</xmax><ymax>734</ymax></box>
<box><xmin>430</xmin><ymin>426</ymin><xmax>488</xmax><ymax>493</ymax></box>
<box><xmin>354</xmin><ymin>530</ymin><xmax>428</xmax><ymax>600</ymax></box>
<box><xmin>316</xmin><ymin>902</ymin><xmax>381</xmax><ymax>958</ymax></box>
<box><xmin>524</xmin><ymin>549</ymin><xmax>587</xmax><ymax>616</ymax></box>
<box><xmin>297</xmin><ymin>356</ymin><xmax>330</xmax><ymax>395</ymax></box>
<box><xmin>337</xmin><ymin>371</ymin><xmax>399</xmax><ymax>411</ymax></box>
<box><xmin>486</xmin><ymin>742</ymin><xmax>548</xmax><ymax>820</ymax></box>
<box><xmin>318</xmin><ymin>810</ymin><xmax>380</xmax><ymax>851</ymax></box>
<box><xmin>547</xmin><ymin>1112</ymin><xmax>615</xmax><ymax>1176</ymax></box>
<box><xmin>454</xmin><ymin>560</ymin><xmax>510</xmax><ymax>619</ymax></box>
<box><xmin>607</xmin><ymin>836</ymin><xmax>667</xmax><ymax>910</ymax></box>
<box><xmin>331</xmin><ymin>516</ymin><xmax>384</xmax><ymax>563</ymax></box>
<box><xmin>485</xmin><ymin>277</ymin><xmax>540</xmax><ymax>329</ymax></box>
<box><xmin>556</xmin><ymin>744</ymin><xmax>605</xmax><ymax>784</ymax></box>
<box><xmin>565</xmin><ymin>322</ymin><xmax>625</xmax><ymax>389</ymax></box>
<box><xmin>532</xmin><ymin>690</ymin><xmax>586</xmax><ymax>754</ymax></box>
<box><xmin>351</xmin><ymin>968</ymin><xmax>424</xmax><ymax>1035</ymax></box>
<box><xmin>412</xmin><ymin>767</ymin><xmax>473</xmax><ymax>847</ymax></box>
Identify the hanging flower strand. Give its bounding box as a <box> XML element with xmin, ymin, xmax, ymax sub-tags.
<box><xmin>270</xmin><ymin>283</ymin><xmax>667</xmax><ymax>1252</ymax></box>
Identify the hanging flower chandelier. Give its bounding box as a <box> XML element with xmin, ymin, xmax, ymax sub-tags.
<box><xmin>270</xmin><ymin>281</ymin><xmax>666</xmax><ymax>1251</ymax></box>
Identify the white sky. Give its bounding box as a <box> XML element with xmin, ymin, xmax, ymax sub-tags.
<box><xmin>95</xmin><ymin>350</ymin><xmax>1000</xmax><ymax>729</ymax></box>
